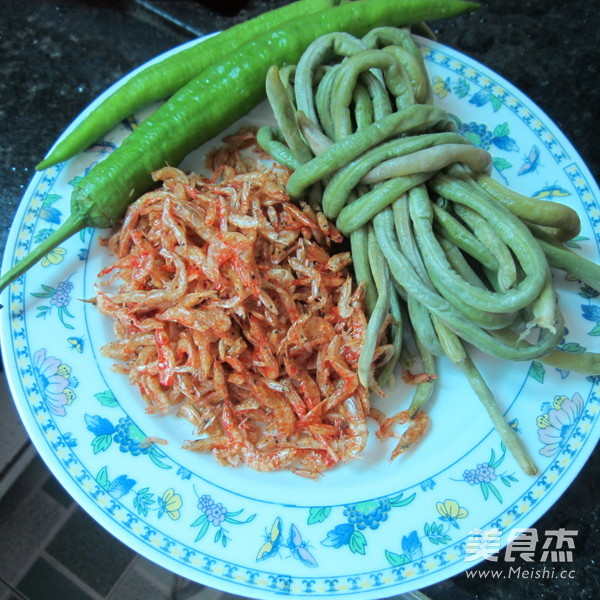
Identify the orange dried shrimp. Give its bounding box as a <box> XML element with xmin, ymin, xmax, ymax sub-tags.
<box><xmin>96</xmin><ymin>131</ymin><xmax>376</xmax><ymax>478</ymax></box>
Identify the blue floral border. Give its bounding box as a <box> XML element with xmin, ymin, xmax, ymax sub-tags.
<box><xmin>422</xmin><ymin>44</ymin><xmax>571</xmax><ymax>166</ymax></box>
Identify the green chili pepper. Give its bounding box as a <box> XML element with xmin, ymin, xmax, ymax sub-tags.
<box><xmin>35</xmin><ymin>0</ymin><xmax>339</xmax><ymax>170</ymax></box>
<box><xmin>0</xmin><ymin>0</ymin><xmax>478</xmax><ymax>294</ymax></box>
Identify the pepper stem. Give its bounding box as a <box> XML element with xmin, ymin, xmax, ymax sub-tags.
<box><xmin>0</xmin><ymin>212</ymin><xmax>87</xmax><ymax>295</ymax></box>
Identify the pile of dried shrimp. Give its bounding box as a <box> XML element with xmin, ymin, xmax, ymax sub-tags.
<box><xmin>96</xmin><ymin>130</ymin><xmax>409</xmax><ymax>478</ymax></box>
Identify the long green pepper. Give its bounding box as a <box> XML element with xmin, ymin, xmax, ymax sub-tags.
<box><xmin>35</xmin><ymin>0</ymin><xmax>339</xmax><ymax>170</ymax></box>
<box><xmin>0</xmin><ymin>0</ymin><xmax>478</xmax><ymax>294</ymax></box>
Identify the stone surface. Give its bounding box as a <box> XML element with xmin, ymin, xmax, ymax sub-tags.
<box><xmin>0</xmin><ymin>1</ymin><xmax>597</xmax><ymax>599</ymax></box>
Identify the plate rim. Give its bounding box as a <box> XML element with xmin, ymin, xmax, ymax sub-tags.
<box><xmin>1</xmin><ymin>34</ymin><xmax>599</xmax><ymax>599</ymax></box>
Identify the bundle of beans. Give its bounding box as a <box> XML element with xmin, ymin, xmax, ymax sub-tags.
<box><xmin>257</xmin><ymin>26</ymin><xmax>600</xmax><ymax>474</ymax></box>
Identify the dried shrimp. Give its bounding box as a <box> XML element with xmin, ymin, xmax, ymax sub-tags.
<box><xmin>96</xmin><ymin>131</ymin><xmax>403</xmax><ymax>478</ymax></box>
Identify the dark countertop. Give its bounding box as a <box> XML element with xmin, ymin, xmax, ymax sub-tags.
<box><xmin>0</xmin><ymin>1</ymin><xmax>598</xmax><ymax>599</ymax></box>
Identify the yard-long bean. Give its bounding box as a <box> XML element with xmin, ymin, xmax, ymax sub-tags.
<box><xmin>357</xmin><ymin>226</ymin><xmax>392</xmax><ymax>387</ymax></box>
<box><xmin>257</xmin><ymin>25</ymin><xmax>600</xmax><ymax>473</ymax></box>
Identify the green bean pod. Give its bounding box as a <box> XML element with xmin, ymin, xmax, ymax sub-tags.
<box><xmin>294</xmin><ymin>31</ymin><xmax>368</xmax><ymax>127</ymax></box>
<box><xmin>373</xmin><ymin>207</ymin><xmax>564</xmax><ymax>361</ymax></box>
<box><xmin>357</xmin><ymin>225</ymin><xmax>392</xmax><ymax>387</ymax></box>
<box><xmin>432</xmin><ymin>202</ymin><xmax>499</xmax><ymax>270</ymax></box>
<box><xmin>452</xmin><ymin>203</ymin><xmax>517</xmax><ymax>291</ymax></box>
<box><xmin>426</xmin><ymin>174</ymin><xmax>551</xmax><ymax>314</ymax></box>
<box><xmin>406</xmin><ymin>337</ymin><xmax>437</xmax><ymax>416</ymax></box>
<box><xmin>265</xmin><ymin>65</ymin><xmax>314</xmax><ymax>164</ymax></box>
<box><xmin>475</xmin><ymin>173</ymin><xmax>581</xmax><ymax>242</ymax></box>
<box><xmin>350</xmin><ymin>226</ymin><xmax>378</xmax><ymax>315</ymax></box>
<box><xmin>321</xmin><ymin>132</ymin><xmax>467</xmax><ymax>218</ymax></box>
<box><xmin>407</xmin><ymin>295</ymin><xmax>445</xmax><ymax>356</ymax></box>
<box><xmin>286</xmin><ymin>104</ymin><xmax>454</xmax><ymax>198</ymax></box>
<box><xmin>256</xmin><ymin>126</ymin><xmax>303</xmax><ymax>170</ymax></box>
<box><xmin>362</xmin><ymin>26</ymin><xmax>432</xmax><ymax>104</ymax></box>
<box><xmin>538</xmin><ymin>239</ymin><xmax>600</xmax><ymax>291</ymax></box>
<box><xmin>377</xmin><ymin>285</ymin><xmax>405</xmax><ymax>387</ymax></box>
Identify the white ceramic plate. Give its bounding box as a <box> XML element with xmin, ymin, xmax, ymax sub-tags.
<box><xmin>2</xmin><ymin>36</ymin><xmax>599</xmax><ymax>599</ymax></box>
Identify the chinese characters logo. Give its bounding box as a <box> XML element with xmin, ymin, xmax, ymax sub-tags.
<box><xmin>465</xmin><ymin>527</ymin><xmax>577</xmax><ymax>563</ymax></box>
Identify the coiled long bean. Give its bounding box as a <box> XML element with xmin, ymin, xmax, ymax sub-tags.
<box><xmin>257</xmin><ymin>25</ymin><xmax>600</xmax><ymax>473</ymax></box>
